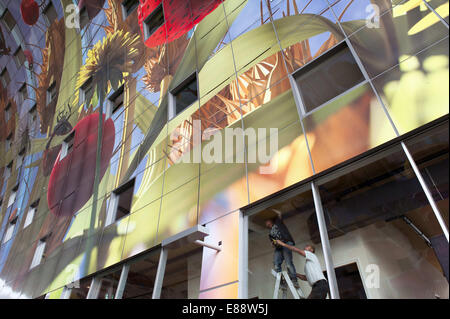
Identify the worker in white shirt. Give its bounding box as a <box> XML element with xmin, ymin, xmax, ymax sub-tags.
<box><xmin>275</xmin><ymin>240</ymin><xmax>329</xmax><ymax>299</ymax></box>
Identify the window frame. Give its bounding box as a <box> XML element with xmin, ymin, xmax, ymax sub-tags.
<box><xmin>30</xmin><ymin>236</ymin><xmax>49</xmax><ymax>269</ymax></box>
<box><xmin>121</xmin><ymin>0</ymin><xmax>139</xmax><ymax>19</ymax></box>
<box><xmin>60</xmin><ymin>131</ymin><xmax>75</xmax><ymax>161</ymax></box>
<box><xmin>4</xmin><ymin>103</ymin><xmax>11</xmax><ymax>123</ymax></box>
<box><xmin>5</xmin><ymin>133</ymin><xmax>12</xmax><ymax>152</ymax></box>
<box><xmin>79</xmin><ymin>77</ymin><xmax>93</xmax><ymax>106</ymax></box>
<box><xmin>168</xmin><ymin>72</ymin><xmax>198</xmax><ymax>121</ymax></box>
<box><xmin>3</xmin><ymin>216</ymin><xmax>17</xmax><ymax>243</ymax></box>
<box><xmin>47</xmin><ymin>82</ymin><xmax>57</xmax><ymax>106</ymax></box>
<box><xmin>106</xmin><ymin>85</ymin><xmax>125</xmax><ymax>119</ymax></box>
<box><xmin>0</xmin><ymin>68</ymin><xmax>10</xmax><ymax>87</ymax></box>
<box><xmin>143</xmin><ymin>3</ymin><xmax>165</xmax><ymax>41</ymax></box>
<box><xmin>24</xmin><ymin>199</ymin><xmax>40</xmax><ymax>229</ymax></box>
<box><xmin>291</xmin><ymin>40</ymin><xmax>365</xmax><ymax>116</ymax></box>
<box><xmin>105</xmin><ymin>178</ymin><xmax>136</xmax><ymax>227</ymax></box>
<box><xmin>8</xmin><ymin>184</ymin><xmax>19</xmax><ymax>208</ymax></box>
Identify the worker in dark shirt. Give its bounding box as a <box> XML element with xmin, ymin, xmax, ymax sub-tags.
<box><xmin>265</xmin><ymin>209</ymin><xmax>300</xmax><ymax>288</ymax></box>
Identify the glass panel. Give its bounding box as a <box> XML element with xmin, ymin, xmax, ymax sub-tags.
<box><xmin>96</xmin><ymin>268</ymin><xmax>123</xmax><ymax>299</ymax></box>
<box><xmin>426</xmin><ymin>0</ymin><xmax>449</xmax><ymax>23</ymax></box>
<box><xmin>303</xmin><ymin>83</ymin><xmax>398</xmax><ymax>173</ymax></box>
<box><xmin>248</xmin><ymin>184</ymin><xmax>329</xmax><ymax>299</ymax></box>
<box><xmin>175</xmin><ymin>76</ymin><xmax>198</xmax><ymax>115</ymax></box>
<box><xmin>161</xmin><ymin>244</ymin><xmax>203</xmax><ymax>299</ymax></box>
<box><xmin>122</xmin><ymin>249</ymin><xmax>160</xmax><ymax>299</ymax></box>
<box><xmin>317</xmin><ymin>143</ymin><xmax>449</xmax><ymax>298</ymax></box>
<box><xmin>67</xmin><ymin>277</ymin><xmax>92</xmax><ymax>299</ymax></box>
<box><xmin>405</xmin><ymin>121</ymin><xmax>449</xmax><ymax>230</ymax></box>
<box><xmin>294</xmin><ymin>42</ymin><xmax>365</xmax><ymax>113</ymax></box>
<box><xmin>348</xmin><ymin>3</ymin><xmax>449</xmax><ymax>78</ymax></box>
<box><xmin>372</xmin><ymin>38</ymin><xmax>449</xmax><ymax>135</ymax></box>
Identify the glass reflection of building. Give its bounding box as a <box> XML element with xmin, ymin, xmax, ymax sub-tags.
<box><xmin>0</xmin><ymin>0</ymin><xmax>448</xmax><ymax>299</ymax></box>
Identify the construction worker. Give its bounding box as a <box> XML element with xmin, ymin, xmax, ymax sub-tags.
<box><xmin>265</xmin><ymin>209</ymin><xmax>300</xmax><ymax>288</ymax></box>
<box><xmin>275</xmin><ymin>240</ymin><xmax>330</xmax><ymax>299</ymax></box>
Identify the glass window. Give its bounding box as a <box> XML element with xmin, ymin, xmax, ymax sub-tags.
<box><xmin>30</xmin><ymin>238</ymin><xmax>47</xmax><ymax>269</ymax></box>
<box><xmin>247</xmin><ymin>184</ymin><xmax>329</xmax><ymax>299</ymax></box>
<box><xmin>143</xmin><ymin>4</ymin><xmax>165</xmax><ymax>41</ymax></box>
<box><xmin>170</xmin><ymin>73</ymin><xmax>198</xmax><ymax>119</ymax></box>
<box><xmin>14</xmin><ymin>47</ymin><xmax>26</xmax><ymax>68</ymax></box>
<box><xmin>95</xmin><ymin>269</ymin><xmax>123</xmax><ymax>299</ymax></box>
<box><xmin>8</xmin><ymin>184</ymin><xmax>18</xmax><ymax>208</ymax></box>
<box><xmin>1</xmin><ymin>9</ymin><xmax>15</xmax><ymax>31</ymax></box>
<box><xmin>107</xmin><ymin>85</ymin><xmax>124</xmax><ymax>119</ymax></box>
<box><xmin>293</xmin><ymin>42</ymin><xmax>365</xmax><ymax>113</ymax></box>
<box><xmin>79</xmin><ymin>5</ymin><xmax>89</xmax><ymax>29</ymax></box>
<box><xmin>47</xmin><ymin>82</ymin><xmax>57</xmax><ymax>105</ymax></box>
<box><xmin>60</xmin><ymin>131</ymin><xmax>75</xmax><ymax>160</ymax></box>
<box><xmin>24</xmin><ymin>199</ymin><xmax>39</xmax><ymax>229</ymax></box>
<box><xmin>3</xmin><ymin>217</ymin><xmax>17</xmax><ymax>243</ymax></box>
<box><xmin>317</xmin><ymin>143</ymin><xmax>449</xmax><ymax>298</ymax></box>
<box><xmin>4</xmin><ymin>103</ymin><xmax>11</xmax><ymax>122</ymax></box>
<box><xmin>5</xmin><ymin>133</ymin><xmax>12</xmax><ymax>152</ymax></box>
<box><xmin>106</xmin><ymin>179</ymin><xmax>136</xmax><ymax>226</ymax></box>
<box><xmin>122</xmin><ymin>250</ymin><xmax>161</xmax><ymax>299</ymax></box>
<box><xmin>79</xmin><ymin>77</ymin><xmax>93</xmax><ymax>106</ymax></box>
<box><xmin>121</xmin><ymin>0</ymin><xmax>139</xmax><ymax>18</ymax></box>
<box><xmin>65</xmin><ymin>277</ymin><xmax>92</xmax><ymax>299</ymax></box>
<box><xmin>18</xmin><ymin>84</ymin><xmax>28</xmax><ymax>105</ymax></box>
<box><xmin>0</xmin><ymin>68</ymin><xmax>10</xmax><ymax>87</ymax></box>
<box><xmin>4</xmin><ymin>161</ymin><xmax>12</xmax><ymax>179</ymax></box>
<box><xmin>29</xmin><ymin>104</ymin><xmax>37</xmax><ymax>123</ymax></box>
<box><xmin>16</xmin><ymin>148</ymin><xmax>25</xmax><ymax>168</ymax></box>
<box><xmin>404</xmin><ymin>121</ymin><xmax>449</xmax><ymax>233</ymax></box>
<box><xmin>160</xmin><ymin>244</ymin><xmax>203</xmax><ymax>299</ymax></box>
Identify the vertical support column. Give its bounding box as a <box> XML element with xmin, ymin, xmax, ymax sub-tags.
<box><xmin>311</xmin><ymin>181</ymin><xmax>340</xmax><ymax>299</ymax></box>
<box><xmin>152</xmin><ymin>248</ymin><xmax>168</xmax><ymax>299</ymax></box>
<box><xmin>114</xmin><ymin>264</ymin><xmax>130</xmax><ymax>299</ymax></box>
<box><xmin>401</xmin><ymin>142</ymin><xmax>449</xmax><ymax>241</ymax></box>
<box><xmin>238</xmin><ymin>211</ymin><xmax>248</xmax><ymax>299</ymax></box>
<box><xmin>86</xmin><ymin>277</ymin><xmax>100</xmax><ymax>299</ymax></box>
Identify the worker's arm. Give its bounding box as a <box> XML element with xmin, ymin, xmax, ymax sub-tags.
<box><xmin>275</xmin><ymin>240</ymin><xmax>306</xmax><ymax>257</ymax></box>
<box><xmin>296</xmin><ymin>273</ymin><xmax>307</xmax><ymax>281</ymax></box>
<box><xmin>272</xmin><ymin>209</ymin><xmax>283</xmax><ymax>220</ymax></box>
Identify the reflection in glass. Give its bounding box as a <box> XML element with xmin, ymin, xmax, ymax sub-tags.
<box><xmin>318</xmin><ymin>144</ymin><xmax>449</xmax><ymax>298</ymax></box>
<box><xmin>161</xmin><ymin>245</ymin><xmax>203</xmax><ymax>299</ymax></box>
<box><xmin>303</xmin><ymin>83</ymin><xmax>397</xmax><ymax>173</ymax></box>
<box><xmin>122</xmin><ymin>250</ymin><xmax>160</xmax><ymax>299</ymax></box>
<box><xmin>248</xmin><ymin>184</ymin><xmax>329</xmax><ymax>299</ymax></box>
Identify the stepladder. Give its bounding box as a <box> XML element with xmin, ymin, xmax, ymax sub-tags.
<box><xmin>272</xmin><ymin>269</ymin><xmax>306</xmax><ymax>299</ymax></box>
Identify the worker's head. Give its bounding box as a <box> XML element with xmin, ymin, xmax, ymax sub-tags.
<box><xmin>265</xmin><ymin>217</ymin><xmax>276</xmax><ymax>229</ymax></box>
<box><xmin>304</xmin><ymin>245</ymin><xmax>315</xmax><ymax>253</ymax></box>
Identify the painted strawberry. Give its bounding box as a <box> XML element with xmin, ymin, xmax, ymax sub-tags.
<box><xmin>138</xmin><ymin>0</ymin><xmax>223</xmax><ymax>48</ymax></box>
<box><xmin>47</xmin><ymin>113</ymin><xmax>115</xmax><ymax>217</ymax></box>
<box><xmin>20</xmin><ymin>0</ymin><xmax>40</xmax><ymax>26</ymax></box>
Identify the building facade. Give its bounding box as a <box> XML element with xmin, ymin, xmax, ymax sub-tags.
<box><xmin>0</xmin><ymin>0</ymin><xmax>448</xmax><ymax>299</ymax></box>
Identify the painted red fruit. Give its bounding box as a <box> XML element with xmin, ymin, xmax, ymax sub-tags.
<box><xmin>138</xmin><ymin>0</ymin><xmax>223</xmax><ymax>48</ymax></box>
<box><xmin>20</xmin><ymin>0</ymin><xmax>40</xmax><ymax>26</ymax></box>
<box><xmin>47</xmin><ymin>113</ymin><xmax>115</xmax><ymax>217</ymax></box>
